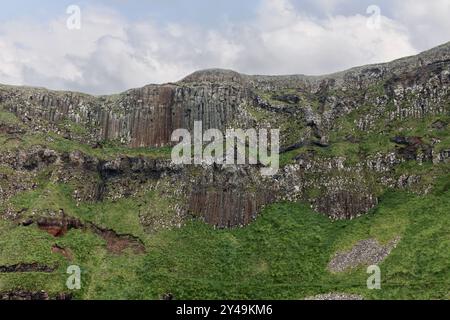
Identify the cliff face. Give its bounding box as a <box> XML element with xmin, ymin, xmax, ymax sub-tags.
<box><xmin>1</xmin><ymin>42</ymin><xmax>449</xmax><ymax>145</ymax></box>
<box><xmin>0</xmin><ymin>71</ymin><xmax>249</xmax><ymax>148</ymax></box>
<box><xmin>0</xmin><ymin>42</ymin><xmax>449</xmax><ymax>228</ymax></box>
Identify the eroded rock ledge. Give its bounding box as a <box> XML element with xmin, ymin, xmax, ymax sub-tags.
<box><xmin>0</xmin><ymin>291</ymin><xmax>71</xmax><ymax>300</ymax></box>
<box><xmin>0</xmin><ymin>42</ymin><xmax>449</xmax><ymax>227</ymax></box>
<box><xmin>0</xmin><ymin>263</ymin><xmax>56</xmax><ymax>273</ymax></box>
<box><xmin>0</xmin><ymin>134</ymin><xmax>445</xmax><ymax>229</ymax></box>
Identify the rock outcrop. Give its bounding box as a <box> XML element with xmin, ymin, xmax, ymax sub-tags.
<box><xmin>1</xmin><ymin>42</ymin><xmax>450</xmax><ymax>226</ymax></box>
<box><xmin>328</xmin><ymin>237</ymin><xmax>401</xmax><ymax>273</ymax></box>
<box><xmin>2</xmin><ymin>42</ymin><xmax>448</xmax><ymax>148</ymax></box>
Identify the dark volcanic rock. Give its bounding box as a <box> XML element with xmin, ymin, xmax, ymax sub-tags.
<box><xmin>16</xmin><ymin>147</ymin><xmax>59</xmax><ymax>170</ymax></box>
<box><xmin>431</xmin><ymin>119</ymin><xmax>447</xmax><ymax>130</ymax></box>
<box><xmin>391</xmin><ymin>136</ymin><xmax>433</xmax><ymax>162</ymax></box>
<box><xmin>188</xmin><ymin>165</ymin><xmax>276</xmax><ymax>228</ymax></box>
<box><xmin>0</xmin><ymin>263</ymin><xmax>56</xmax><ymax>273</ymax></box>
<box><xmin>0</xmin><ymin>291</ymin><xmax>72</xmax><ymax>300</ymax></box>
<box><xmin>313</xmin><ymin>190</ymin><xmax>378</xmax><ymax>220</ymax></box>
<box><xmin>1</xmin><ymin>42</ymin><xmax>450</xmax><ymax>227</ymax></box>
<box><xmin>0</xmin><ymin>291</ymin><xmax>49</xmax><ymax>300</ymax></box>
<box><xmin>271</xmin><ymin>93</ymin><xmax>300</xmax><ymax>104</ymax></box>
<box><xmin>189</xmin><ymin>188</ymin><xmax>274</xmax><ymax>228</ymax></box>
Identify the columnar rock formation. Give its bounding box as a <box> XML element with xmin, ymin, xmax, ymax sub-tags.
<box><xmin>0</xmin><ymin>42</ymin><xmax>449</xmax><ymax>227</ymax></box>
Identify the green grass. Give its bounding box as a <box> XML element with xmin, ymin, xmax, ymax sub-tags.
<box><xmin>0</xmin><ymin>111</ymin><xmax>21</xmax><ymax>126</ymax></box>
<box><xmin>1</xmin><ymin>186</ymin><xmax>448</xmax><ymax>299</ymax></box>
<box><xmin>0</xmin><ymin>130</ymin><xmax>172</xmax><ymax>160</ymax></box>
<box><xmin>7</xmin><ymin>181</ymin><xmax>179</xmax><ymax>242</ymax></box>
<box><xmin>138</xmin><ymin>190</ymin><xmax>449</xmax><ymax>300</ymax></box>
<box><xmin>279</xmin><ymin>147</ymin><xmax>306</xmax><ymax>167</ymax></box>
<box><xmin>58</xmin><ymin>119</ymin><xmax>89</xmax><ymax>136</ymax></box>
<box><xmin>0</xmin><ymin>87</ymin><xmax>449</xmax><ymax>300</ymax></box>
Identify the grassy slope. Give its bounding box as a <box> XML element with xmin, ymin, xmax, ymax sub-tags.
<box><xmin>139</xmin><ymin>187</ymin><xmax>450</xmax><ymax>300</ymax></box>
<box><xmin>1</xmin><ymin>180</ymin><xmax>448</xmax><ymax>299</ymax></box>
<box><xmin>0</xmin><ymin>96</ymin><xmax>449</xmax><ymax>300</ymax></box>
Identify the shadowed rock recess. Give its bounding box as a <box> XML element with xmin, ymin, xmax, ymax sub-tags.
<box><xmin>0</xmin><ymin>42</ymin><xmax>449</xmax><ymax>229</ymax></box>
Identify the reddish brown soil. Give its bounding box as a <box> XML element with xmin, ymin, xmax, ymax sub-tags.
<box><xmin>90</xmin><ymin>226</ymin><xmax>146</xmax><ymax>254</ymax></box>
<box><xmin>51</xmin><ymin>244</ymin><xmax>73</xmax><ymax>261</ymax></box>
<box><xmin>30</xmin><ymin>215</ymin><xmax>146</xmax><ymax>255</ymax></box>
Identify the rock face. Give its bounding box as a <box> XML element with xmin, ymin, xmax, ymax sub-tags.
<box><xmin>100</xmin><ymin>82</ymin><xmax>248</xmax><ymax>147</ymax></box>
<box><xmin>391</xmin><ymin>136</ymin><xmax>433</xmax><ymax>162</ymax></box>
<box><xmin>0</xmin><ymin>71</ymin><xmax>249</xmax><ymax>147</ymax></box>
<box><xmin>1</xmin><ymin>43</ymin><xmax>449</xmax><ymax>148</ymax></box>
<box><xmin>313</xmin><ymin>190</ymin><xmax>378</xmax><ymax>220</ymax></box>
<box><xmin>1</xmin><ymin>42</ymin><xmax>450</xmax><ymax>226</ymax></box>
<box><xmin>0</xmin><ymin>291</ymin><xmax>51</xmax><ymax>300</ymax></box>
<box><xmin>187</xmin><ymin>165</ymin><xmax>276</xmax><ymax>228</ymax></box>
<box><xmin>2</xmin><ymin>45</ymin><xmax>450</xmax><ymax>143</ymax></box>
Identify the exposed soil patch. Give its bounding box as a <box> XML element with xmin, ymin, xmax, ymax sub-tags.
<box><xmin>36</xmin><ymin>215</ymin><xmax>83</xmax><ymax>237</ymax></box>
<box><xmin>328</xmin><ymin>237</ymin><xmax>401</xmax><ymax>273</ymax></box>
<box><xmin>51</xmin><ymin>244</ymin><xmax>73</xmax><ymax>261</ymax></box>
<box><xmin>305</xmin><ymin>293</ymin><xmax>364</xmax><ymax>300</ymax></box>
<box><xmin>90</xmin><ymin>225</ymin><xmax>146</xmax><ymax>254</ymax></box>
<box><xmin>23</xmin><ymin>213</ymin><xmax>146</xmax><ymax>255</ymax></box>
<box><xmin>0</xmin><ymin>263</ymin><xmax>56</xmax><ymax>273</ymax></box>
<box><xmin>0</xmin><ymin>291</ymin><xmax>72</xmax><ymax>300</ymax></box>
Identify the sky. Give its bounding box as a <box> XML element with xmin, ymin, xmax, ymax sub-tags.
<box><xmin>0</xmin><ymin>0</ymin><xmax>449</xmax><ymax>95</ymax></box>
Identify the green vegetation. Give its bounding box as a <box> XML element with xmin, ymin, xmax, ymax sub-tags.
<box><xmin>142</xmin><ymin>190</ymin><xmax>449</xmax><ymax>300</ymax></box>
<box><xmin>0</xmin><ymin>130</ymin><xmax>172</xmax><ymax>160</ymax></box>
<box><xmin>279</xmin><ymin>147</ymin><xmax>307</xmax><ymax>167</ymax></box>
<box><xmin>59</xmin><ymin>119</ymin><xmax>89</xmax><ymax>136</ymax></box>
<box><xmin>0</xmin><ymin>82</ymin><xmax>449</xmax><ymax>300</ymax></box>
<box><xmin>1</xmin><ymin>182</ymin><xmax>448</xmax><ymax>299</ymax></box>
<box><xmin>7</xmin><ymin>180</ymin><xmax>177</xmax><ymax>241</ymax></box>
<box><xmin>0</xmin><ymin>111</ymin><xmax>21</xmax><ymax>126</ymax></box>
<box><xmin>279</xmin><ymin>109</ymin><xmax>449</xmax><ymax>168</ymax></box>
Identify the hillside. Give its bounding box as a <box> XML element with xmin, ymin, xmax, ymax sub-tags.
<box><xmin>0</xmin><ymin>42</ymin><xmax>449</xmax><ymax>300</ymax></box>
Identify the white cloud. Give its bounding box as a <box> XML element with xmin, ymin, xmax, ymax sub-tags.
<box><xmin>0</xmin><ymin>0</ymin><xmax>444</xmax><ymax>95</ymax></box>
<box><xmin>391</xmin><ymin>0</ymin><xmax>450</xmax><ymax>50</ymax></box>
<box><xmin>230</xmin><ymin>0</ymin><xmax>417</xmax><ymax>75</ymax></box>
